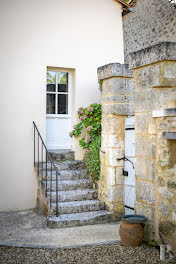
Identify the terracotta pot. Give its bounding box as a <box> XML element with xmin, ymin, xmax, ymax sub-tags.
<box><xmin>119</xmin><ymin>214</ymin><xmax>147</xmax><ymax>247</ymax></box>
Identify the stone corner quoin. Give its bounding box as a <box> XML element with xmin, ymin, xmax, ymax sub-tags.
<box><xmin>97</xmin><ymin>62</ymin><xmax>133</xmax><ymax>80</ymax></box>
<box><xmin>129</xmin><ymin>42</ymin><xmax>176</xmax><ymax>69</ymax></box>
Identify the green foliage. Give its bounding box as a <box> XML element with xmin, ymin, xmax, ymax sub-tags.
<box><xmin>143</xmin><ymin>240</ymin><xmax>159</xmax><ymax>249</ymax></box>
<box><xmin>70</xmin><ymin>103</ymin><xmax>101</xmax><ymax>149</ymax></box>
<box><xmin>98</xmin><ymin>80</ymin><xmax>103</xmax><ymax>91</ymax></box>
<box><xmin>70</xmin><ymin>103</ymin><xmax>102</xmax><ymax>181</ymax></box>
<box><xmin>84</xmin><ymin>136</ymin><xmax>101</xmax><ymax>182</ymax></box>
<box><xmin>47</xmin><ymin>71</ymin><xmax>67</xmax><ymax>84</ymax></box>
<box><xmin>47</xmin><ymin>71</ymin><xmax>56</xmax><ymax>84</ymax></box>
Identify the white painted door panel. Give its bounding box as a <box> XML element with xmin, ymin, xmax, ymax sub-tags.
<box><xmin>124</xmin><ymin>157</ymin><xmax>135</xmax><ymax>186</ymax></box>
<box><xmin>125</xmin><ymin>185</ymin><xmax>136</xmax><ymax>209</ymax></box>
<box><xmin>46</xmin><ymin>117</ymin><xmax>71</xmax><ymax>149</ymax></box>
<box><xmin>124</xmin><ymin>117</ymin><xmax>135</xmax><ymax>213</ymax></box>
<box><xmin>125</xmin><ymin>130</ymin><xmax>135</xmax><ymax>157</ymax></box>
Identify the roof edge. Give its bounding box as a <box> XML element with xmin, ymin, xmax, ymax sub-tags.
<box><xmin>116</xmin><ymin>0</ymin><xmax>130</xmax><ymax>8</ymax></box>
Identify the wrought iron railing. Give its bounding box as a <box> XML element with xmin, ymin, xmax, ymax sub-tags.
<box><xmin>91</xmin><ymin>134</ymin><xmax>105</xmax><ymax>154</ymax></box>
<box><xmin>33</xmin><ymin>121</ymin><xmax>59</xmax><ymax>216</ymax></box>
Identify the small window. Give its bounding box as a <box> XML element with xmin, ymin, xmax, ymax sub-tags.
<box><xmin>58</xmin><ymin>94</ymin><xmax>68</xmax><ymax>114</ymax></box>
<box><xmin>46</xmin><ymin>71</ymin><xmax>69</xmax><ymax>115</ymax></box>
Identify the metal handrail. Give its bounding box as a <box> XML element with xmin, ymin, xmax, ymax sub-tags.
<box><xmin>33</xmin><ymin>121</ymin><xmax>59</xmax><ymax>216</ymax></box>
<box><xmin>91</xmin><ymin>134</ymin><xmax>105</xmax><ymax>154</ymax></box>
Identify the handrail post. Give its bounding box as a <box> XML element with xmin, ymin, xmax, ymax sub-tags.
<box><xmin>50</xmin><ymin>160</ymin><xmax>52</xmax><ymax>209</ymax></box>
<box><xmin>34</xmin><ymin>123</ymin><xmax>35</xmax><ymax>166</ymax></box>
<box><xmin>46</xmin><ymin>151</ymin><xmax>48</xmax><ymax>197</ymax></box>
<box><xmin>38</xmin><ymin>134</ymin><xmax>39</xmax><ymax>176</ymax></box>
<box><xmin>56</xmin><ymin>170</ymin><xmax>59</xmax><ymax>217</ymax></box>
<box><xmin>41</xmin><ymin>144</ymin><xmax>43</xmax><ymax>181</ymax></box>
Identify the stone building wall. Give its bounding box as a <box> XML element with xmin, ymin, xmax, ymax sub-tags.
<box><xmin>129</xmin><ymin>42</ymin><xmax>176</xmax><ymax>249</ymax></box>
<box><xmin>154</xmin><ymin>115</ymin><xmax>176</xmax><ymax>253</ymax></box>
<box><xmin>123</xmin><ymin>0</ymin><xmax>176</xmax><ymax>63</ymax></box>
<box><xmin>97</xmin><ymin>63</ymin><xmax>134</xmax><ymax>220</ymax></box>
<box><xmin>97</xmin><ymin>41</ymin><xmax>176</xmax><ymax>251</ymax></box>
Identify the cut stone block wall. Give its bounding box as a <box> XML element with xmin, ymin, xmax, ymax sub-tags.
<box><xmin>153</xmin><ymin>114</ymin><xmax>176</xmax><ymax>252</ymax></box>
<box><xmin>129</xmin><ymin>42</ymin><xmax>176</xmax><ymax>246</ymax></box>
<box><xmin>123</xmin><ymin>0</ymin><xmax>176</xmax><ymax>63</ymax></box>
<box><xmin>98</xmin><ymin>42</ymin><xmax>176</xmax><ymax>250</ymax></box>
<box><xmin>97</xmin><ymin>63</ymin><xmax>133</xmax><ymax>220</ymax></box>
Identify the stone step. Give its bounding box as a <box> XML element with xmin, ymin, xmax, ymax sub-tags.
<box><xmin>41</xmin><ymin>169</ymin><xmax>90</xmax><ymax>181</ymax></box>
<box><xmin>42</xmin><ymin>179</ymin><xmax>93</xmax><ymax>191</ymax></box>
<box><xmin>47</xmin><ymin>189</ymin><xmax>97</xmax><ymax>203</ymax></box>
<box><xmin>55</xmin><ymin>160</ymin><xmax>86</xmax><ymax>170</ymax></box>
<box><xmin>47</xmin><ymin>210</ymin><xmax>112</xmax><ymax>228</ymax></box>
<box><xmin>52</xmin><ymin>200</ymin><xmax>105</xmax><ymax>214</ymax></box>
<box><xmin>38</xmin><ymin>160</ymin><xmax>86</xmax><ymax>171</ymax></box>
<box><xmin>49</xmin><ymin>150</ymin><xmax>75</xmax><ymax>161</ymax></box>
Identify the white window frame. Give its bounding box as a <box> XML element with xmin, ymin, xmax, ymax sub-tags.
<box><xmin>46</xmin><ymin>68</ymin><xmax>72</xmax><ymax>118</ymax></box>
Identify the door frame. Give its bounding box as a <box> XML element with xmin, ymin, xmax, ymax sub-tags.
<box><xmin>46</xmin><ymin>67</ymin><xmax>73</xmax><ymax>149</ymax></box>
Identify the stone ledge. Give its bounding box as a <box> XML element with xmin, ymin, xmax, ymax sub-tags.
<box><xmin>152</xmin><ymin>108</ymin><xmax>176</xmax><ymax>118</ymax></box>
<box><xmin>163</xmin><ymin>132</ymin><xmax>176</xmax><ymax>140</ymax></box>
<box><xmin>102</xmin><ymin>103</ymin><xmax>134</xmax><ymax>116</ymax></box>
<box><xmin>97</xmin><ymin>63</ymin><xmax>133</xmax><ymax>80</ymax></box>
<box><xmin>129</xmin><ymin>42</ymin><xmax>176</xmax><ymax>69</ymax></box>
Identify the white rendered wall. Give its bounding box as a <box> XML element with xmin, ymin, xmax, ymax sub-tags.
<box><xmin>0</xmin><ymin>0</ymin><xmax>124</xmax><ymax>211</ymax></box>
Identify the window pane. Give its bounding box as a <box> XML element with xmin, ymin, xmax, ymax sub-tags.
<box><xmin>47</xmin><ymin>84</ymin><xmax>55</xmax><ymax>92</ymax></box>
<box><xmin>58</xmin><ymin>72</ymin><xmax>68</xmax><ymax>92</ymax></box>
<box><xmin>58</xmin><ymin>94</ymin><xmax>68</xmax><ymax>114</ymax></box>
<box><xmin>47</xmin><ymin>71</ymin><xmax>56</xmax><ymax>92</ymax></box>
<box><xmin>46</xmin><ymin>94</ymin><xmax>55</xmax><ymax>114</ymax></box>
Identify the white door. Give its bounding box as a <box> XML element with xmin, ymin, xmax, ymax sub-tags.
<box><xmin>46</xmin><ymin>69</ymin><xmax>72</xmax><ymax>150</ymax></box>
<box><xmin>124</xmin><ymin>117</ymin><xmax>135</xmax><ymax>214</ymax></box>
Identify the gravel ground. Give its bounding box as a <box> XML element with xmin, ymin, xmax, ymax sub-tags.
<box><xmin>0</xmin><ymin>243</ymin><xmax>176</xmax><ymax>264</ymax></box>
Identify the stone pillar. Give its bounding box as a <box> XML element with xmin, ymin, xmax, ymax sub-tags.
<box><xmin>153</xmin><ymin>110</ymin><xmax>176</xmax><ymax>251</ymax></box>
<box><xmin>129</xmin><ymin>42</ymin><xmax>176</xmax><ymax>241</ymax></box>
<box><xmin>97</xmin><ymin>63</ymin><xmax>133</xmax><ymax>220</ymax></box>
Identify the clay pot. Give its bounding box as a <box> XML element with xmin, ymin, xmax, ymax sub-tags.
<box><xmin>119</xmin><ymin>214</ymin><xmax>147</xmax><ymax>247</ymax></box>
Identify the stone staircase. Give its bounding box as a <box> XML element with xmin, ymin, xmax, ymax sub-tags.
<box><xmin>39</xmin><ymin>150</ymin><xmax>112</xmax><ymax>228</ymax></box>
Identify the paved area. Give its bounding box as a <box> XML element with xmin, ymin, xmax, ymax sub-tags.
<box><xmin>0</xmin><ymin>209</ymin><xmax>120</xmax><ymax>248</ymax></box>
<box><xmin>1</xmin><ymin>210</ymin><xmax>176</xmax><ymax>263</ymax></box>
